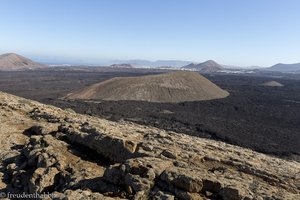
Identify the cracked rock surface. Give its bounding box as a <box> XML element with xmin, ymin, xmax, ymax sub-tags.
<box><xmin>0</xmin><ymin>91</ymin><xmax>299</xmax><ymax>199</ymax></box>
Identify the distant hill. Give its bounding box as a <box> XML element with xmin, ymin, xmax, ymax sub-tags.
<box><xmin>65</xmin><ymin>71</ymin><xmax>229</xmax><ymax>103</ymax></box>
<box><xmin>109</xmin><ymin>63</ymin><xmax>133</xmax><ymax>68</ymax></box>
<box><xmin>0</xmin><ymin>53</ymin><xmax>46</xmax><ymax>70</ymax></box>
<box><xmin>182</xmin><ymin>60</ymin><xmax>223</xmax><ymax>72</ymax></box>
<box><xmin>268</xmin><ymin>63</ymin><xmax>300</xmax><ymax>72</ymax></box>
<box><xmin>261</xmin><ymin>81</ymin><xmax>284</xmax><ymax>87</ymax></box>
<box><xmin>110</xmin><ymin>59</ymin><xmax>191</xmax><ymax>68</ymax></box>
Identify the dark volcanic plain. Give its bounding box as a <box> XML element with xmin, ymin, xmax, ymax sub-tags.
<box><xmin>0</xmin><ymin>68</ymin><xmax>299</xmax><ymax>161</ymax></box>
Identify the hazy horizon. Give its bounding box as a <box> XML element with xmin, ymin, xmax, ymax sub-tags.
<box><xmin>1</xmin><ymin>0</ymin><xmax>300</xmax><ymax>67</ymax></box>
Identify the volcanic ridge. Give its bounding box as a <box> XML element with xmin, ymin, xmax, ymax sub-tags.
<box><xmin>65</xmin><ymin>71</ymin><xmax>229</xmax><ymax>103</ymax></box>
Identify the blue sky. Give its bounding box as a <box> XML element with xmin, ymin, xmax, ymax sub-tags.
<box><xmin>0</xmin><ymin>0</ymin><xmax>299</xmax><ymax>66</ymax></box>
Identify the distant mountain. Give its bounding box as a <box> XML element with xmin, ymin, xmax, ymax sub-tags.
<box><xmin>268</xmin><ymin>63</ymin><xmax>300</xmax><ymax>72</ymax></box>
<box><xmin>110</xmin><ymin>59</ymin><xmax>191</xmax><ymax>68</ymax></box>
<box><xmin>109</xmin><ymin>63</ymin><xmax>133</xmax><ymax>68</ymax></box>
<box><xmin>0</xmin><ymin>53</ymin><xmax>46</xmax><ymax>70</ymax></box>
<box><xmin>222</xmin><ymin>65</ymin><xmax>262</xmax><ymax>70</ymax></box>
<box><xmin>181</xmin><ymin>60</ymin><xmax>223</xmax><ymax>72</ymax></box>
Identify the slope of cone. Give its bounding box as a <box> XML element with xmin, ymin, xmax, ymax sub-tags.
<box><xmin>65</xmin><ymin>71</ymin><xmax>229</xmax><ymax>103</ymax></box>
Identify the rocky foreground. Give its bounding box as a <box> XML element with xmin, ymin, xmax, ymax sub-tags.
<box><xmin>0</xmin><ymin>91</ymin><xmax>299</xmax><ymax>200</ymax></box>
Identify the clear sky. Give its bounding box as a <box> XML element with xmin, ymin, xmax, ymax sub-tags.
<box><xmin>0</xmin><ymin>0</ymin><xmax>300</xmax><ymax>66</ymax></box>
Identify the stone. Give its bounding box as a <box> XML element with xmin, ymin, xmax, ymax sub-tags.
<box><xmin>28</xmin><ymin>167</ymin><xmax>60</xmax><ymax>193</ymax></box>
<box><xmin>142</xmin><ymin>145</ymin><xmax>154</xmax><ymax>151</ymax></box>
<box><xmin>162</xmin><ymin>149</ymin><xmax>177</xmax><ymax>159</ymax></box>
<box><xmin>153</xmin><ymin>191</ymin><xmax>175</xmax><ymax>200</ymax></box>
<box><xmin>124</xmin><ymin>173</ymin><xmax>152</xmax><ymax>193</ymax></box>
<box><xmin>125</xmin><ymin>157</ymin><xmax>173</xmax><ymax>177</ymax></box>
<box><xmin>202</xmin><ymin>179</ymin><xmax>222</xmax><ymax>193</ymax></box>
<box><xmin>6</xmin><ymin>163</ymin><xmax>17</xmax><ymax>173</ymax></box>
<box><xmin>172</xmin><ymin>175</ymin><xmax>203</xmax><ymax>193</ymax></box>
<box><xmin>219</xmin><ymin>187</ymin><xmax>241</xmax><ymax>200</ymax></box>
<box><xmin>103</xmin><ymin>165</ymin><xmax>125</xmax><ymax>185</ymax></box>
<box><xmin>160</xmin><ymin>169</ymin><xmax>203</xmax><ymax>193</ymax></box>
<box><xmin>26</xmin><ymin>125</ymin><xmax>48</xmax><ymax>135</ymax></box>
<box><xmin>60</xmin><ymin>124</ymin><xmax>139</xmax><ymax>162</ymax></box>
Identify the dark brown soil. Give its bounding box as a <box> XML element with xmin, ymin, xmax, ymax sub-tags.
<box><xmin>0</xmin><ymin>68</ymin><xmax>299</xmax><ymax>160</ymax></box>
